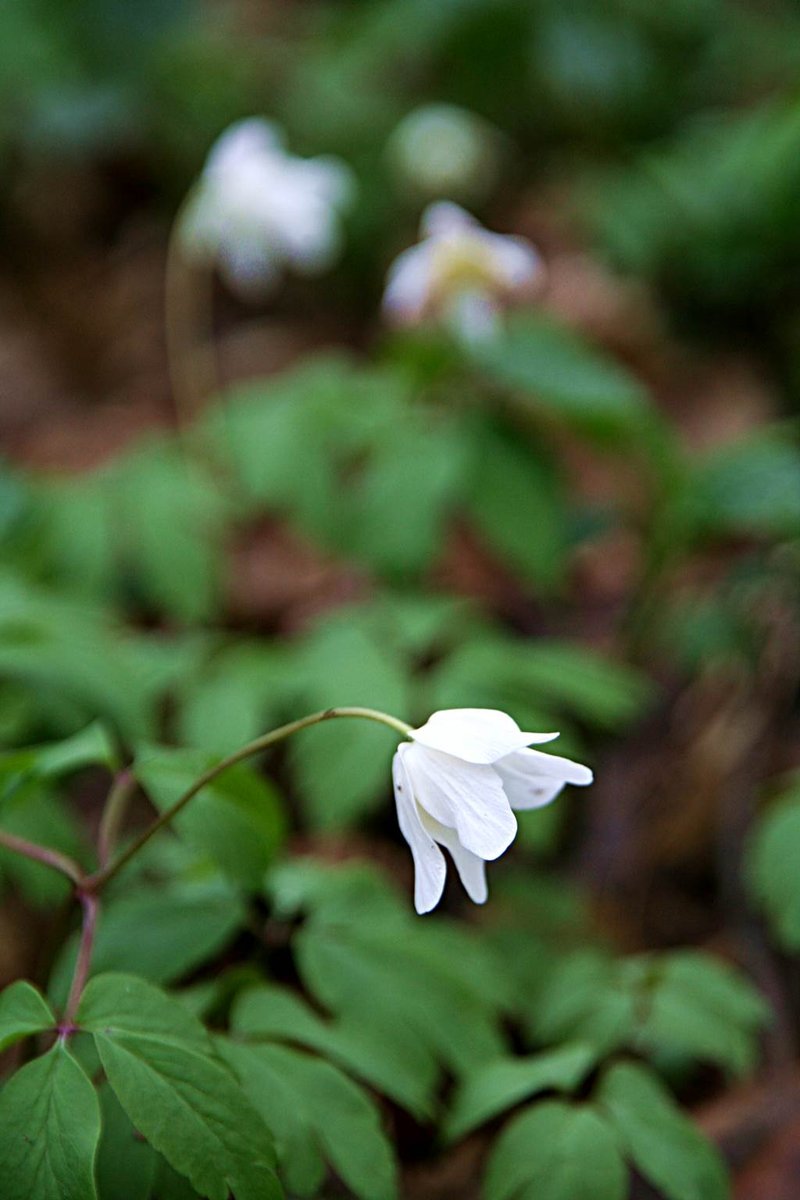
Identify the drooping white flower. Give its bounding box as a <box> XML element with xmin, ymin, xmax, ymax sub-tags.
<box><xmin>382</xmin><ymin>202</ymin><xmax>543</xmax><ymax>342</ymax></box>
<box><xmin>392</xmin><ymin>708</ymin><xmax>592</xmax><ymax>914</ymax></box>
<box><xmin>180</xmin><ymin>118</ymin><xmax>355</xmax><ymax>296</ymax></box>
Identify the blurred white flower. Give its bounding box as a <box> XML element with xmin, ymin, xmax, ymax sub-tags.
<box><xmin>392</xmin><ymin>708</ymin><xmax>592</xmax><ymax>914</ymax></box>
<box><xmin>387</xmin><ymin>103</ymin><xmax>501</xmax><ymax>202</ymax></box>
<box><xmin>383</xmin><ymin>201</ymin><xmax>543</xmax><ymax>342</ymax></box>
<box><xmin>180</xmin><ymin>118</ymin><xmax>355</xmax><ymax>296</ymax></box>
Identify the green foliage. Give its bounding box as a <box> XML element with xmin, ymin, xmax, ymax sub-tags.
<box><xmin>50</xmin><ymin>879</ymin><xmax>245</xmax><ymax>1004</ymax></box>
<box><xmin>0</xmin><ymin>1043</ymin><xmax>101</xmax><ymax>1200</ymax></box>
<box><xmin>469</xmin><ymin>314</ymin><xmax>652</xmax><ymax>441</ymax></box>
<box><xmin>747</xmin><ymin>776</ymin><xmax>800</xmax><ymax>949</ymax></box>
<box><xmin>445</xmin><ymin>1043</ymin><xmax>599</xmax><ymax>1141</ymax></box>
<box><xmin>532</xmin><ymin>948</ymin><xmax>766</xmax><ymax>1075</ymax></box>
<box><xmin>484</xmin><ymin>1100</ymin><xmax>627</xmax><ymax>1200</ymax></box>
<box><xmin>596</xmin><ymin>1062</ymin><xmax>728</xmax><ymax>1200</ymax></box>
<box><xmin>78</xmin><ymin>973</ymin><xmax>281</xmax><ymax>1200</ymax></box>
<box><xmin>135</xmin><ymin>746</ymin><xmax>286</xmax><ymax>888</ymax></box>
<box><xmin>232</xmin><ymin>983</ymin><xmax>433</xmax><ymax>1117</ymax></box>
<box><xmin>0</xmin><ymin>980</ymin><xmax>56</xmax><ymax>1051</ymax></box>
<box><xmin>222</xmin><ymin>1039</ymin><xmax>397</xmax><ymax>1200</ymax></box>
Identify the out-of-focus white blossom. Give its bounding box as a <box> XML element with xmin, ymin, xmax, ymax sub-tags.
<box><xmin>387</xmin><ymin>103</ymin><xmax>501</xmax><ymax>202</ymax></box>
<box><xmin>392</xmin><ymin>708</ymin><xmax>592</xmax><ymax>914</ymax></box>
<box><xmin>382</xmin><ymin>202</ymin><xmax>543</xmax><ymax>342</ymax></box>
<box><xmin>180</xmin><ymin>118</ymin><xmax>355</xmax><ymax>296</ymax></box>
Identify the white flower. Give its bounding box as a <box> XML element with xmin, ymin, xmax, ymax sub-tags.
<box><xmin>387</xmin><ymin>103</ymin><xmax>501</xmax><ymax>202</ymax></box>
<box><xmin>392</xmin><ymin>708</ymin><xmax>592</xmax><ymax>914</ymax></box>
<box><xmin>180</xmin><ymin>118</ymin><xmax>355</xmax><ymax>296</ymax></box>
<box><xmin>382</xmin><ymin>202</ymin><xmax>543</xmax><ymax>342</ymax></box>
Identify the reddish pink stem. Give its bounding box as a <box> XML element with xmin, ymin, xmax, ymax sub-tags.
<box><xmin>63</xmin><ymin>892</ymin><xmax>99</xmax><ymax>1025</ymax></box>
<box><xmin>0</xmin><ymin>829</ymin><xmax>83</xmax><ymax>886</ymax></box>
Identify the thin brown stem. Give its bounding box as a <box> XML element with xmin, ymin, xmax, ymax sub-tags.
<box><xmin>86</xmin><ymin>707</ymin><xmax>411</xmax><ymax>893</ymax></box>
<box><xmin>165</xmin><ymin>198</ymin><xmax>219</xmax><ymax>432</ymax></box>
<box><xmin>0</xmin><ymin>829</ymin><xmax>83</xmax><ymax>887</ymax></box>
<box><xmin>62</xmin><ymin>892</ymin><xmax>99</xmax><ymax>1027</ymax></box>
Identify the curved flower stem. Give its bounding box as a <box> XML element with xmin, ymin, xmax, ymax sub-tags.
<box><xmin>165</xmin><ymin>197</ymin><xmax>219</xmax><ymax>434</ymax></box>
<box><xmin>86</xmin><ymin>707</ymin><xmax>412</xmax><ymax>894</ymax></box>
<box><xmin>97</xmin><ymin>769</ymin><xmax>137</xmax><ymax>868</ymax></box>
<box><xmin>62</xmin><ymin>892</ymin><xmax>99</xmax><ymax>1027</ymax></box>
<box><xmin>0</xmin><ymin>829</ymin><xmax>83</xmax><ymax>887</ymax></box>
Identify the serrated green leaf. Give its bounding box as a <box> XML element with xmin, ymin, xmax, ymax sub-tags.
<box><xmin>222</xmin><ymin>1040</ymin><xmax>397</xmax><ymax>1200</ymax></box>
<box><xmin>0</xmin><ymin>979</ymin><xmax>56</xmax><ymax>1051</ymax></box>
<box><xmin>0</xmin><ymin>1044</ymin><xmax>101</xmax><ymax>1200</ymax></box>
<box><xmin>79</xmin><ymin>974</ymin><xmax>280</xmax><ymax>1200</ymax></box>
<box><xmin>471</xmin><ymin>313</ymin><xmax>650</xmax><ymax>439</ymax></box>
<box><xmin>484</xmin><ymin>1100</ymin><xmax>626</xmax><ymax>1200</ymax></box>
<box><xmin>597</xmin><ymin>1061</ymin><xmax>728</xmax><ymax>1200</ymax></box>
<box><xmin>446</xmin><ymin>1043</ymin><xmax>598</xmax><ymax>1141</ymax></box>
<box><xmin>135</xmin><ymin>746</ymin><xmax>286</xmax><ymax>889</ymax></box>
<box><xmin>231</xmin><ymin>983</ymin><xmax>434</xmax><ymax>1117</ymax></box>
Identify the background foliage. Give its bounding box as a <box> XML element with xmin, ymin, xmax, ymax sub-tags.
<box><xmin>0</xmin><ymin>0</ymin><xmax>799</xmax><ymax>1198</ymax></box>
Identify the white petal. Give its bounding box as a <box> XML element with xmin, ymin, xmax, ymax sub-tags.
<box><xmin>392</xmin><ymin>748</ymin><xmax>447</xmax><ymax>914</ymax></box>
<box><xmin>483</xmin><ymin>232</ymin><xmax>542</xmax><ymax>288</ymax></box>
<box><xmin>447</xmin><ymin>290</ymin><xmax>501</xmax><ymax>343</ymax></box>
<box><xmin>410</xmin><ymin>708</ymin><xmax>557</xmax><ymax>765</ymax></box>
<box><xmin>419</xmin><ymin>808</ymin><xmax>488</xmax><ymax>903</ymax></box>
<box><xmin>421</xmin><ymin>200</ymin><xmax>477</xmax><ymax>238</ymax></box>
<box><xmin>383</xmin><ymin>244</ymin><xmax>436</xmax><ymax>321</ymax></box>
<box><xmin>401</xmin><ymin>742</ymin><xmax>517</xmax><ymax>860</ymax></box>
<box><xmin>505</xmin><ymin>747</ymin><xmax>594</xmax><ymax>785</ymax></box>
<box><xmin>495</xmin><ymin>747</ymin><xmax>593</xmax><ymax>811</ymax></box>
<box><xmin>204</xmin><ymin>118</ymin><xmax>284</xmax><ymax>179</ymax></box>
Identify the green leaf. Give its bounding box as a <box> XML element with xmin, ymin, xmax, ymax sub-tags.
<box><xmin>467</xmin><ymin>421</ymin><xmax>568</xmax><ymax>590</ymax></box>
<box><xmin>446</xmin><ymin>1043</ymin><xmax>598</xmax><ymax>1141</ymax></box>
<box><xmin>49</xmin><ymin>880</ymin><xmax>245</xmax><ymax>1005</ymax></box>
<box><xmin>748</xmin><ymin>780</ymin><xmax>800</xmax><ymax>948</ymax></box>
<box><xmin>471</xmin><ymin>313</ymin><xmax>651</xmax><ymax>440</ymax></box>
<box><xmin>484</xmin><ymin>1100</ymin><xmax>627</xmax><ymax>1200</ymax></box>
<box><xmin>0</xmin><ymin>722</ymin><xmax>118</xmax><ymax>791</ymax></box>
<box><xmin>637</xmin><ymin>952</ymin><xmax>767</xmax><ymax>1076</ymax></box>
<box><xmin>345</xmin><ymin>412</ymin><xmax>470</xmax><ymax>576</ymax></box>
<box><xmin>135</xmin><ymin>746</ymin><xmax>286</xmax><ymax>889</ymax></box>
<box><xmin>689</xmin><ymin>434</ymin><xmax>800</xmax><ymax>540</ymax></box>
<box><xmin>0</xmin><ymin>979</ymin><xmax>56</xmax><ymax>1051</ymax></box>
<box><xmin>231</xmin><ymin>983</ymin><xmax>433</xmax><ymax>1117</ymax></box>
<box><xmin>0</xmin><ymin>1044</ymin><xmax>101</xmax><ymax>1200</ymax></box>
<box><xmin>597</xmin><ymin>1062</ymin><xmax>728</xmax><ymax>1200</ymax></box>
<box><xmin>297</xmin><ymin>913</ymin><xmax>505</xmax><ymax>1075</ymax></box>
<box><xmin>78</xmin><ymin>974</ymin><xmax>281</xmax><ymax>1200</ymax></box>
<box><xmin>291</xmin><ymin>617</ymin><xmax>410</xmax><ymax>827</ymax></box>
<box><xmin>96</xmin><ymin>1083</ymin><xmax>157</xmax><ymax>1200</ymax></box>
<box><xmin>428</xmin><ymin>636</ymin><xmax>651</xmax><ymax>735</ymax></box>
<box><xmin>112</xmin><ymin>443</ymin><xmax>228</xmax><ymax>622</ymax></box>
<box><xmin>222</xmin><ymin>1040</ymin><xmax>397</xmax><ymax>1200</ymax></box>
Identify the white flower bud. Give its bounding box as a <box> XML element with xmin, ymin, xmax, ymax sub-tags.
<box><xmin>387</xmin><ymin>103</ymin><xmax>501</xmax><ymax>202</ymax></box>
